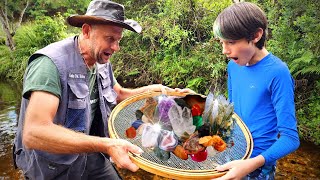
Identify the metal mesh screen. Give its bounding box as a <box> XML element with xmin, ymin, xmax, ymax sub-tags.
<box><xmin>110</xmin><ymin>95</ymin><xmax>251</xmax><ymax>171</ymax></box>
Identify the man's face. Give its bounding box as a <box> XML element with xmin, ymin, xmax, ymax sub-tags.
<box><xmin>219</xmin><ymin>38</ymin><xmax>258</xmax><ymax>66</ymax></box>
<box><xmin>87</xmin><ymin>24</ymin><xmax>123</xmax><ymax>64</ymax></box>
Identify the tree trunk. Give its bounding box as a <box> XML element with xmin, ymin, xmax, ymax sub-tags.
<box><xmin>0</xmin><ymin>11</ymin><xmax>15</xmax><ymax>50</ymax></box>
<box><xmin>0</xmin><ymin>0</ymin><xmax>29</xmax><ymax>51</ymax></box>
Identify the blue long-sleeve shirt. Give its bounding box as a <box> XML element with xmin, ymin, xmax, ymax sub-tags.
<box><xmin>227</xmin><ymin>53</ymin><xmax>300</xmax><ymax>166</ymax></box>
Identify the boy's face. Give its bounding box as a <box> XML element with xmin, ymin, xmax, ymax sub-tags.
<box><xmin>219</xmin><ymin>38</ymin><xmax>259</xmax><ymax>66</ymax></box>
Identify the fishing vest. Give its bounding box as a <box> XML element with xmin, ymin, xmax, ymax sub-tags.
<box><xmin>13</xmin><ymin>36</ymin><xmax>118</xmax><ymax>179</ymax></box>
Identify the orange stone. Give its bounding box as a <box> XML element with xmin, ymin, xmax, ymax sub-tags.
<box><xmin>125</xmin><ymin>126</ymin><xmax>137</xmax><ymax>139</ymax></box>
<box><xmin>212</xmin><ymin>135</ymin><xmax>227</xmax><ymax>152</ymax></box>
<box><xmin>173</xmin><ymin>145</ymin><xmax>188</xmax><ymax>160</ymax></box>
<box><xmin>199</xmin><ymin>136</ymin><xmax>213</xmax><ymax>147</ymax></box>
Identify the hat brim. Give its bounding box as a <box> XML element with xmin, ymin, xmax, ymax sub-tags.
<box><xmin>67</xmin><ymin>15</ymin><xmax>142</xmax><ymax>33</ymax></box>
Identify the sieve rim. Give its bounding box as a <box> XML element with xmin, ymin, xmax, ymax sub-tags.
<box><xmin>108</xmin><ymin>91</ymin><xmax>253</xmax><ymax>179</ymax></box>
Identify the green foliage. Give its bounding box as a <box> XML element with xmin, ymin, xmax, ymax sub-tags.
<box><xmin>0</xmin><ymin>14</ymin><xmax>67</xmax><ymax>81</ymax></box>
<box><xmin>0</xmin><ymin>0</ymin><xmax>29</xmax><ymax>21</ymax></box>
<box><xmin>14</xmin><ymin>14</ymin><xmax>67</xmax><ymax>57</ymax></box>
<box><xmin>254</xmin><ymin>0</ymin><xmax>320</xmax><ymax>74</ymax></box>
<box><xmin>112</xmin><ymin>0</ymin><xmax>231</xmax><ymax>95</ymax></box>
<box><xmin>296</xmin><ymin>80</ymin><xmax>320</xmax><ymax>145</ymax></box>
<box><xmin>27</xmin><ymin>0</ymin><xmax>90</xmax><ymax>19</ymax></box>
<box><xmin>0</xmin><ymin>45</ymin><xmax>15</xmax><ymax>79</ymax></box>
<box><xmin>289</xmin><ymin>51</ymin><xmax>320</xmax><ymax>76</ymax></box>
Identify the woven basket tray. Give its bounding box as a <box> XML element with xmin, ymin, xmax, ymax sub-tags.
<box><xmin>108</xmin><ymin>91</ymin><xmax>253</xmax><ymax>179</ymax></box>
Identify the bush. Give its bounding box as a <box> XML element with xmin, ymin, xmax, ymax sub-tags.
<box><xmin>112</xmin><ymin>0</ymin><xmax>231</xmax><ymax>95</ymax></box>
<box><xmin>11</xmin><ymin>14</ymin><xmax>67</xmax><ymax>80</ymax></box>
<box><xmin>250</xmin><ymin>0</ymin><xmax>320</xmax><ymax>145</ymax></box>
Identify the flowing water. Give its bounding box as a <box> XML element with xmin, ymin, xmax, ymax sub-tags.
<box><xmin>0</xmin><ymin>80</ymin><xmax>319</xmax><ymax>179</ymax></box>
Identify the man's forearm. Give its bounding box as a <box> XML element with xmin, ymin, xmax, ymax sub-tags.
<box><xmin>23</xmin><ymin>123</ymin><xmax>104</xmax><ymax>154</ymax></box>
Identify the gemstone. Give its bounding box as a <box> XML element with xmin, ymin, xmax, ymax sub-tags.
<box><xmin>190</xmin><ymin>149</ymin><xmax>208</xmax><ymax>162</ymax></box>
<box><xmin>173</xmin><ymin>145</ymin><xmax>188</xmax><ymax>160</ymax></box>
<box><xmin>158</xmin><ymin>96</ymin><xmax>175</xmax><ymax>127</ymax></box>
<box><xmin>206</xmin><ymin>146</ymin><xmax>218</xmax><ymax>157</ymax></box>
<box><xmin>183</xmin><ymin>132</ymin><xmax>205</xmax><ymax>154</ymax></box>
<box><xmin>154</xmin><ymin>146</ymin><xmax>170</xmax><ymax>161</ymax></box>
<box><xmin>191</xmin><ymin>104</ymin><xmax>202</xmax><ymax>116</ymax></box>
<box><xmin>198</xmin><ymin>136</ymin><xmax>213</xmax><ymax>147</ymax></box>
<box><xmin>141</xmin><ymin>124</ymin><xmax>160</xmax><ymax>148</ymax></box>
<box><xmin>131</xmin><ymin>119</ymin><xmax>144</xmax><ymax>129</ymax></box>
<box><xmin>158</xmin><ymin>130</ymin><xmax>178</xmax><ymax>151</ymax></box>
<box><xmin>125</xmin><ymin>126</ymin><xmax>136</xmax><ymax>139</ymax></box>
<box><xmin>140</xmin><ymin>97</ymin><xmax>158</xmax><ymax>120</ymax></box>
<box><xmin>135</xmin><ymin>110</ymin><xmax>143</xmax><ymax>120</ymax></box>
<box><xmin>192</xmin><ymin>116</ymin><xmax>203</xmax><ymax>130</ymax></box>
<box><xmin>214</xmin><ymin>140</ymin><xmax>227</xmax><ymax>152</ymax></box>
<box><xmin>198</xmin><ymin>123</ymin><xmax>211</xmax><ymax>137</ymax></box>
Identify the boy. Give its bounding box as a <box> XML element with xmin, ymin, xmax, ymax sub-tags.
<box><xmin>213</xmin><ymin>2</ymin><xmax>300</xmax><ymax>179</ymax></box>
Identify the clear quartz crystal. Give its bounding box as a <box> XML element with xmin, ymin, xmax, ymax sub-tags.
<box><xmin>141</xmin><ymin>123</ymin><xmax>161</xmax><ymax>148</ymax></box>
<box><xmin>169</xmin><ymin>103</ymin><xmax>196</xmax><ymax>137</ymax></box>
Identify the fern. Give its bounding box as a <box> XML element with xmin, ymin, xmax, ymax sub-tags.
<box><xmin>289</xmin><ymin>51</ymin><xmax>320</xmax><ymax>77</ymax></box>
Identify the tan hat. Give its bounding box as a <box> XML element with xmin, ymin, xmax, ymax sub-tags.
<box><xmin>67</xmin><ymin>0</ymin><xmax>142</xmax><ymax>33</ymax></box>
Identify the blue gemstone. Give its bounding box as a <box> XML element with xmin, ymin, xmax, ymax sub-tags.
<box><xmin>131</xmin><ymin>119</ymin><xmax>144</xmax><ymax>129</ymax></box>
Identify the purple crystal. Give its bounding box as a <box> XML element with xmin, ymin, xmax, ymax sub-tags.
<box><xmin>158</xmin><ymin>96</ymin><xmax>175</xmax><ymax>127</ymax></box>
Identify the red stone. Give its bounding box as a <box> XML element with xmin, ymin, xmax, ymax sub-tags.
<box><xmin>125</xmin><ymin>126</ymin><xmax>137</xmax><ymax>139</ymax></box>
<box><xmin>191</xmin><ymin>104</ymin><xmax>202</xmax><ymax>116</ymax></box>
<box><xmin>190</xmin><ymin>149</ymin><xmax>208</xmax><ymax>162</ymax></box>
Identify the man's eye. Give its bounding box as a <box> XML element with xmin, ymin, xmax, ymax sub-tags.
<box><xmin>106</xmin><ymin>37</ymin><xmax>121</xmax><ymax>44</ymax></box>
<box><xmin>106</xmin><ymin>37</ymin><xmax>114</xmax><ymax>42</ymax></box>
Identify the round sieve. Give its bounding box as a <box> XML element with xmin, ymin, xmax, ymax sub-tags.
<box><xmin>108</xmin><ymin>91</ymin><xmax>253</xmax><ymax>179</ymax></box>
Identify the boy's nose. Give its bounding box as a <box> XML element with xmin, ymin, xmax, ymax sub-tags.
<box><xmin>222</xmin><ymin>46</ymin><xmax>230</xmax><ymax>55</ymax></box>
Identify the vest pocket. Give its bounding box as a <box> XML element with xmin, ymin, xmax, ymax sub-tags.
<box><xmin>103</xmin><ymin>88</ymin><xmax>117</xmax><ymax>104</ymax></box>
<box><xmin>100</xmin><ymin>76</ymin><xmax>118</xmax><ymax>112</ymax></box>
<box><xmin>66</xmin><ymin>80</ymin><xmax>89</xmax><ymax>132</ymax></box>
<box><xmin>24</xmin><ymin>152</ymin><xmax>72</xmax><ymax>180</ymax></box>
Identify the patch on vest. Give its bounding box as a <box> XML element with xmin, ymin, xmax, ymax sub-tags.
<box><xmin>69</xmin><ymin>73</ymin><xmax>86</xmax><ymax>79</ymax></box>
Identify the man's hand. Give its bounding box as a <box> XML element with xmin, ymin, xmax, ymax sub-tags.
<box><xmin>104</xmin><ymin>138</ymin><xmax>143</xmax><ymax>172</ymax></box>
<box><xmin>147</xmin><ymin>84</ymin><xmax>196</xmax><ymax>95</ymax></box>
<box><xmin>173</xmin><ymin>87</ymin><xmax>196</xmax><ymax>94</ymax></box>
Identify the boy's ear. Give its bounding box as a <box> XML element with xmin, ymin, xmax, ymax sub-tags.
<box><xmin>252</xmin><ymin>28</ymin><xmax>263</xmax><ymax>43</ymax></box>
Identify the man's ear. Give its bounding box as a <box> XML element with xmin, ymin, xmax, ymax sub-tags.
<box><xmin>81</xmin><ymin>23</ymin><xmax>91</xmax><ymax>39</ymax></box>
<box><xmin>252</xmin><ymin>28</ymin><xmax>263</xmax><ymax>43</ymax></box>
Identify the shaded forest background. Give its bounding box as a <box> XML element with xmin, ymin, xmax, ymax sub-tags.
<box><xmin>0</xmin><ymin>0</ymin><xmax>319</xmax><ymax>145</ymax></box>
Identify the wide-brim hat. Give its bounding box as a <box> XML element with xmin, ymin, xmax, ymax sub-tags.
<box><xmin>67</xmin><ymin>0</ymin><xmax>142</xmax><ymax>33</ymax></box>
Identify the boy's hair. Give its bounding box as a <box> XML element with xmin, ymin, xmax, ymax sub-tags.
<box><xmin>213</xmin><ymin>2</ymin><xmax>267</xmax><ymax>49</ymax></box>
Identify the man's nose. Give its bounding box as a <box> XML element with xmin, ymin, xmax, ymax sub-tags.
<box><xmin>112</xmin><ymin>41</ymin><xmax>120</xmax><ymax>51</ymax></box>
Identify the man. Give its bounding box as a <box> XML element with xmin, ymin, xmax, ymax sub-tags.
<box><xmin>212</xmin><ymin>2</ymin><xmax>300</xmax><ymax>180</ymax></box>
<box><xmin>13</xmin><ymin>0</ymin><xmax>192</xmax><ymax>179</ymax></box>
